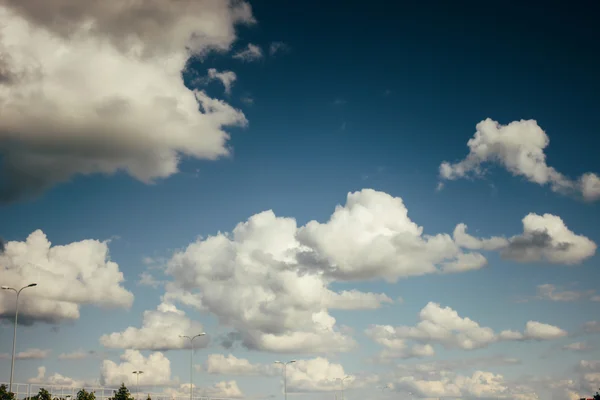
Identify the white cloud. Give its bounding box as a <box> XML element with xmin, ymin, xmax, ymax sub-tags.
<box><xmin>0</xmin><ymin>348</ymin><xmax>51</xmax><ymax>360</ymax></box>
<box><xmin>368</xmin><ymin>302</ymin><xmax>567</xmax><ymax>357</ymax></box>
<box><xmin>501</xmin><ymin>214</ymin><xmax>596</xmax><ymax>264</ymax></box>
<box><xmin>163</xmin><ymin>189</ymin><xmax>584</xmax><ymax>355</ymax></box>
<box><xmin>453</xmin><ymin>223</ymin><xmax>508</xmax><ymax>251</ymax></box>
<box><xmin>58</xmin><ymin>349</ymin><xmax>88</xmax><ymax>360</ymax></box>
<box><xmin>439</xmin><ymin>118</ymin><xmax>600</xmax><ymax>201</ymax></box>
<box><xmin>233</xmin><ymin>43</ymin><xmax>263</xmax><ymax>62</ymax></box>
<box><xmin>0</xmin><ymin>0</ymin><xmax>253</xmax><ymax>202</ymax></box>
<box><xmin>28</xmin><ymin>366</ymin><xmax>86</xmax><ymax>387</ymax></box>
<box><xmin>0</xmin><ymin>230</ymin><xmax>133</xmax><ymax>324</ymax></box>
<box><xmin>100</xmin><ymin>302</ymin><xmax>207</xmax><ymax>351</ymax></box>
<box><xmin>207</xmin><ymin>68</ymin><xmax>237</xmax><ymax>95</ymax></box>
<box><xmin>100</xmin><ymin>350</ymin><xmax>173</xmax><ymax>386</ymax></box>
<box><xmin>522</xmin><ymin>321</ymin><xmax>568</xmax><ymax>340</ymax></box>
<box><xmin>284</xmin><ymin>357</ymin><xmax>357</xmax><ymax>393</ymax></box>
<box><xmin>392</xmin><ymin>370</ymin><xmax>539</xmax><ymax>399</ymax></box>
<box><xmin>164</xmin><ymin>212</ymin><xmax>357</xmax><ymax>354</ymax></box>
<box><xmin>203</xmin><ymin>354</ymin><xmax>275</xmax><ymax>376</ymax></box>
<box><xmin>296</xmin><ymin>189</ymin><xmax>488</xmax><ymax>282</ymax></box>
<box><xmin>455</xmin><ymin>213</ymin><xmax>596</xmax><ymax>265</ymax></box>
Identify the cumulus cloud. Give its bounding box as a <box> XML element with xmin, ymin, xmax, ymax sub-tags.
<box><xmin>0</xmin><ymin>230</ymin><xmax>133</xmax><ymax>324</ymax></box>
<box><xmin>439</xmin><ymin>118</ymin><xmax>600</xmax><ymax>201</ymax></box>
<box><xmin>392</xmin><ymin>370</ymin><xmax>538</xmax><ymax>399</ymax></box>
<box><xmin>203</xmin><ymin>354</ymin><xmax>275</xmax><ymax>376</ymax></box>
<box><xmin>284</xmin><ymin>357</ymin><xmax>358</xmax><ymax>393</ymax></box>
<box><xmin>296</xmin><ymin>189</ymin><xmax>488</xmax><ymax>281</ymax></box>
<box><xmin>28</xmin><ymin>366</ymin><xmax>86</xmax><ymax>387</ymax></box>
<box><xmin>164</xmin><ymin>189</ymin><xmax>497</xmax><ymax>354</ymax></box>
<box><xmin>100</xmin><ymin>302</ymin><xmax>207</xmax><ymax>351</ymax></box>
<box><xmin>100</xmin><ymin>350</ymin><xmax>173</xmax><ymax>386</ymax></box>
<box><xmin>207</xmin><ymin>68</ymin><xmax>237</xmax><ymax>95</ymax></box>
<box><xmin>0</xmin><ymin>0</ymin><xmax>254</xmax><ymax>202</ymax></box>
<box><xmin>455</xmin><ymin>213</ymin><xmax>596</xmax><ymax>265</ymax></box>
<box><xmin>0</xmin><ymin>348</ymin><xmax>50</xmax><ymax>360</ymax></box>
<box><xmin>233</xmin><ymin>43</ymin><xmax>263</xmax><ymax>62</ymax></box>
<box><xmin>367</xmin><ymin>302</ymin><xmax>567</xmax><ymax>358</ymax></box>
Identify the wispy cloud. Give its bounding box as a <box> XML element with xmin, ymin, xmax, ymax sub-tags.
<box><xmin>0</xmin><ymin>348</ymin><xmax>51</xmax><ymax>360</ymax></box>
<box><xmin>233</xmin><ymin>44</ymin><xmax>263</xmax><ymax>62</ymax></box>
<box><xmin>269</xmin><ymin>41</ymin><xmax>290</xmax><ymax>56</ymax></box>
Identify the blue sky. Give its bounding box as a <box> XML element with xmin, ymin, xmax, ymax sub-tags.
<box><xmin>0</xmin><ymin>1</ymin><xmax>599</xmax><ymax>399</ymax></box>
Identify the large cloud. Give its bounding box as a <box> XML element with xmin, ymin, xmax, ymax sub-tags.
<box><xmin>0</xmin><ymin>230</ymin><xmax>133</xmax><ymax>324</ymax></box>
<box><xmin>454</xmin><ymin>213</ymin><xmax>596</xmax><ymax>265</ymax></box>
<box><xmin>100</xmin><ymin>350</ymin><xmax>173</xmax><ymax>387</ymax></box>
<box><xmin>100</xmin><ymin>302</ymin><xmax>207</xmax><ymax>351</ymax></box>
<box><xmin>164</xmin><ymin>189</ymin><xmax>492</xmax><ymax>353</ymax></box>
<box><xmin>284</xmin><ymin>357</ymin><xmax>368</xmax><ymax>393</ymax></box>
<box><xmin>0</xmin><ymin>0</ymin><xmax>254</xmax><ymax>202</ymax></box>
<box><xmin>439</xmin><ymin>118</ymin><xmax>600</xmax><ymax>201</ymax></box>
<box><xmin>367</xmin><ymin>302</ymin><xmax>567</xmax><ymax>359</ymax></box>
<box><xmin>392</xmin><ymin>370</ymin><xmax>539</xmax><ymax>399</ymax></box>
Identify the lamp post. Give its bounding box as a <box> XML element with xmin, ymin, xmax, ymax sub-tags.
<box><xmin>338</xmin><ymin>376</ymin><xmax>350</xmax><ymax>400</ymax></box>
<box><xmin>132</xmin><ymin>371</ymin><xmax>144</xmax><ymax>400</ymax></box>
<box><xmin>1</xmin><ymin>283</ymin><xmax>37</xmax><ymax>394</ymax></box>
<box><xmin>274</xmin><ymin>360</ymin><xmax>296</xmax><ymax>400</ymax></box>
<box><xmin>180</xmin><ymin>333</ymin><xmax>206</xmax><ymax>400</ymax></box>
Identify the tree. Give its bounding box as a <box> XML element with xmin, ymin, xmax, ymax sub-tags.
<box><xmin>76</xmin><ymin>389</ymin><xmax>96</xmax><ymax>400</ymax></box>
<box><xmin>0</xmin><ymin>385</ymin><xmax>15</xmax><ymax>400</ymax></box>
<box><xmin>32</xmin><ymin>388</ymin><xmax>52</xmax><ymax>400</ymax></box>
<box><xmin>146</xmin><ymin>395</ymin><xmax>151</xmax><ymax>400</ymax></box>
<box><xmin>593</xmin><ymin>389</ymin><xmax>600</xmax><ymax>400</ymax></box>
<box><xmin>110</xmin><ymin>384</ymin><xmax>134</xmax><ymax>400</ymax></box>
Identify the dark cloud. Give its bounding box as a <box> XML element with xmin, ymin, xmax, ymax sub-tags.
<box><xmin>219</xmin><ymin>331</ymin><xmax>243</xmax><ymax>349</ymax></box>
<box><xmin>501</xmin><ymin>230</ymin><xmax>572</xmax><ymax>262</ymax></box>
<box><xmin>0</xmin><ymin>237</ymin><xmax>5</xmax><ymax>254</ymax></box>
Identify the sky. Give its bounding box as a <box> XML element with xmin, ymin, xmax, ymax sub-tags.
<box><xmin>0</xmin><ymin>0</ymin><xmax>599</xmax><ymax>399</ymax></box>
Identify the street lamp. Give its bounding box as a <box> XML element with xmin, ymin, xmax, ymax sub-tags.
<box><xmin>338</xmin><ymin>376</ymin><xmax>350</xmax><ymax>400</ymax></box>
<box><xmin>274</xmin><ymin>360</ymin><xmax>296</xmax><ymax>400</ymax></box>
<box><xmin>179</xmin><ymin>333</ymin><xmax>206</xmax><ymax>400</ymax></box>
<box><xmin>132</xmin><ymin>371</ymin><xmax>144</xmax><ymax>400</ymax></box>
<box><xmin>2</xmin><ymin>283</ymin><xmax>37</xmax><ymax>394</ymax></box>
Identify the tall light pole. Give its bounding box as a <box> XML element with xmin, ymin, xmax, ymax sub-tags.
<box><xmin>180</xmin><ymin>333</ymin><xmax>206</xmax><ymax>400</ymax></box>
<box><xmin>1</xmin><ymin>283</ymin><xmax>37</xmax><ymax>394</ymax></box>
<box><xmin>132</xmin><ymin>371</ymin><xmax>144</xmax><ymax>400</ymax></box>
<box><xmin>338</xmin><ymin>376</ymin><xmax>350</xmax><ymax>400</ymax></box>
<box><xmin>274</xmin><ymin>360</ymin><xmax>296</xmax><ymax>400</ymax></box>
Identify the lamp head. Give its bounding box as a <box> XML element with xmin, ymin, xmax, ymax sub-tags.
<box><xmin>28</xmin><ymin>283</ymin><xmax>37</xmax><ymax>287</ymax></box>
<box><xmin>1</xmin><ymin>286</ymin><xmax>9</xmax><ymax>290</ymax></box>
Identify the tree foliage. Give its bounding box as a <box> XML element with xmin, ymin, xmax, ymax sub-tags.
<box><xmin>31</xmin><ymin>389</ymin><xmax>52</xmax><ymax>400</ymax></box>
<box><xmin>76</xmin><ymin>389</ymin><xmax>96</xmax><ymax>400</ymax></box>
<box><xmin>110</xmin><ymin>384</ymin><xmax>134</xmax><ymax>400</ymax></box>
<box><xmin>0</xmin><ymin>385</ymin><xmax>16</xmax><ymax>400</ymax></box>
